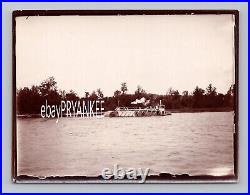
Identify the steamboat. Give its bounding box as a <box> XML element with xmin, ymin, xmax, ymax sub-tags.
<box><xmin>104</xmin><ymin>100</ymin><xmax>171</xmax><ymax>117</ymax></box>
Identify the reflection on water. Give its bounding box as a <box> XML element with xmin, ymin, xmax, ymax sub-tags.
<box><xmin>17</xmin><ymin>112</ymin><xmax>235</xmax><ymax>177</ymax></box>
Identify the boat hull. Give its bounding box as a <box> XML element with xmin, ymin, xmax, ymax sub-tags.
<box><xmin>104</xmin><ymin>110</ymin><xmax>171</xmax><ymax>117</ymax></box>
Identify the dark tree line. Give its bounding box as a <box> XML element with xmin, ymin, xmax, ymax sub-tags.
<box><xmin>16</xmin><ymin>77</ymin><xmax>235</xmax><ymax>115</ymax></box>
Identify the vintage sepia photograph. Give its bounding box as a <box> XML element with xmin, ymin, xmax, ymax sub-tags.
<box><xmin>13</xmin><ymin>10</ymin><xmax>238</xmax><ymax>183</ymax></box>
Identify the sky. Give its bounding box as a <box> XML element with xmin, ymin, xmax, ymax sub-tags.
<box><xmin>16</xmin><ymin>14</ymin><xmax>235</xmax><ymax>97</ymax></box>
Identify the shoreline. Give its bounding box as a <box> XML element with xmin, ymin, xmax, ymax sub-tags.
<box><xmin>17</xmin><ymin>107</ymin><xmax>233</xmax><ymax>118</ymax></box>
<box><xmin>168</xmin><ymin>107</ymin><xmax>233</xmax><ymax>113</ymax></box>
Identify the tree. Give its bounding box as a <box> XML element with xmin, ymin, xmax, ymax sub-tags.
<box><xmin>96</xmin><ymin>88</ymin><xmax>104</xmax><ymax>99</ymax></box>
<box><xmin>114</xmin><ymin>90</ymin><xmax>121</xmax><ymax>97</ymax></box>
<box><xmin>193</xmin><ymin>86</ymin><xmax>205</xmax><ymax>97</ymax></box>
<box><xmin>181</xmin><ymin>90</ymin><xmax>192</xmax><ymax>108</ymax></box>
<box><xmin>206</xmin><ymin>84</ymin><xmax>217</xmax><ymax>96</ymax></box>
<box><xmin>39</xmin><ymin>76</ymin><xmax>58</xmax><ymax>97</ymax></box>
<box><xmin>167</xmin><ymin>87</ymin><xmax>175</xmax><ymax>96</ymax></box>
<box><xmin>227</xmin><ymin>84</ymin><xmax>235</xmax><ymax>96</ymax></box>
<box><xmin>173</xmin><ymin>90</ymin><xmax>180</xmax><ymax>98</ymax></box>
<box><xmin>16</xmin><ymin>85</ymin><xmax>43</xmax><ymax>114</ymax></box>
<box><xmin>135</xmin><ymin>85</ymin><xmax>146</xmax><ymax>94</ymax></box>
<box><xmin>192</xmin><ymin>86</ymin><xmax>205</xmax><ymax>108</ymax></box>
<box><xmin>85</xmin><ymin>92</ymin><xmax>90</xmax><ymax>99</ymax></box>
<box><xmin>121</xmin><ymin>82</ymin><xmax>128</xmax><ymax>94</ymax></box>
<box><xmin>205</xmin><ymin>84</ymin><xmax>218</xmax><ymax>107</ymax></box>
<box><xmin>39</xmin><ymin>77</ymin><xmax>60</xmax><ymax>105</ymax></box>
<box><xmin>66</xmin><ymin>90</ymin><xmax>79</xmax><ymax>101</ymax></box>
<box><xmin>17</xmin><ymin>87</ymin><xmax>32</xmax><ymax>114</ymax></box>
<box><xmin>59</xmin><ymin>90</ymin><xmax>67</xmax><ymax>100</ymax></box>
<box><xmin>182</xmin><ymin>91</ymin><xmax>188</xmax><ymax>96</ymax></box>
<box><xmin>16</xmin><ymin>76</ymin><xmax>234</xmax><ymax>114</ymax></box>
<box><xmin>225</xmin><ymin>84</ymin><xmax>234</xmax><ymax>107</ymax></box>
<box><xmin>135</xmin><ymin>85</ymin><xmax>146</xmax><ymax>98</ymax></box>
<box><xmin>89</xmin><ymin>90</ymin><xmax>98</xmax><ymax>100</ymax></box>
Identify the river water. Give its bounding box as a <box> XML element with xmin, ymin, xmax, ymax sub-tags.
<box><xmin>17</xmin><ymin>112</ymin><xmax>234</xmax><ymax>177</ymax></box>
